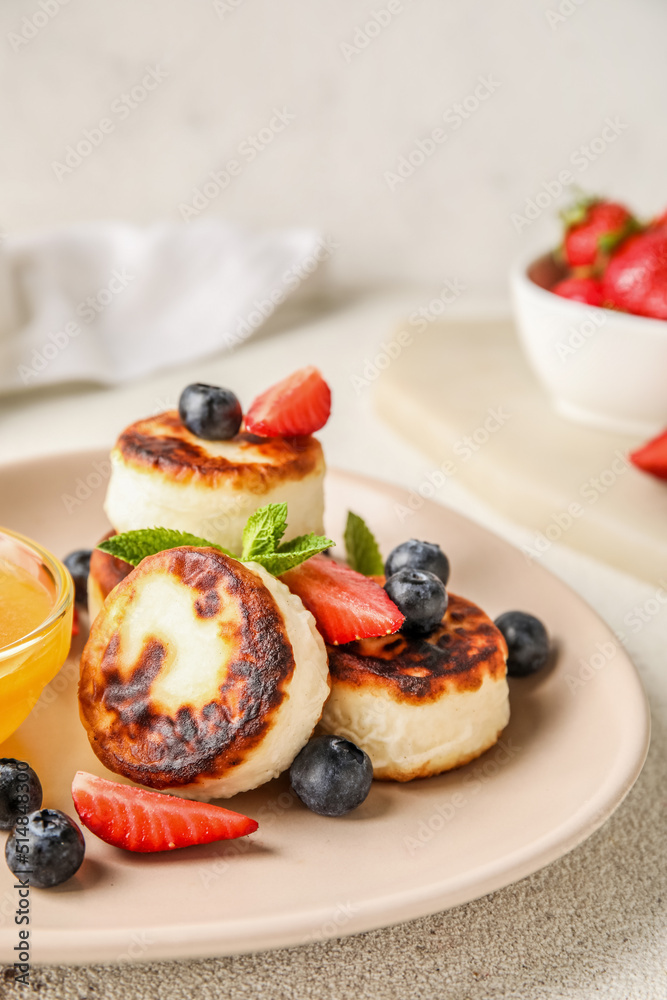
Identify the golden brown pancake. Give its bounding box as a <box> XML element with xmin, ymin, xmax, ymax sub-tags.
<box><xmin>103</xmin><ymin>411</ymin><xmax>326</xmax><ymax>555</ymax></box>
<box><xmin>87</xmin><ymin>531</ymin><xmax>131</xmax><ymax>622</ymax></box>
<box><xmin>115</xmin><ymin>412</ymin><xmax>323</xmax><ymax>492</ymax></box>
<box><xmin>80</xmin><ymin>546</ymin><xmax>330</xmax><ymax>799</ymax></box>
<box><xmin>320</xmin><ymin>593</ymin><xmax>509</xmax><ymax>780</ymax></box>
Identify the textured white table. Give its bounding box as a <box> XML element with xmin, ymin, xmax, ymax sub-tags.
<box><xmin>0</xmin><ymin>293</ymin><xmax>665</xmax><ymax>998</ymax></box>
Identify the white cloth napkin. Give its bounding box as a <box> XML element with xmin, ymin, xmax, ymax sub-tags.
<box><xmin>0</xmin><ymin>220</ymin><xmax>328</xmax><ymax>393</ymax></box>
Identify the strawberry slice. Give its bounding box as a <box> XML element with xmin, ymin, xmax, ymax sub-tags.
<box><xmin>245</xmin><ymin>366</ymin><xmax>331</xmax><ymax>437</ymax></box>
<box><xmin>281</xmin><ymin>554</ymin><xmax>405</xmax><ymax>645</ymax></box>
<box><xmin>630</xmin><ymin>429</ymin><xmax>667</xmax><ymax>482</ymax></box>
<box><xmin>71</xmin><ymin>771</ymin><xmax>258</xmax><ymax>853</ymax></box>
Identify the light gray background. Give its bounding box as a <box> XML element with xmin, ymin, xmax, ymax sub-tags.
<box><xmin>1</xmin><ymin>0</ymin><xmax>666</xmax><ymax>297</ymax></box>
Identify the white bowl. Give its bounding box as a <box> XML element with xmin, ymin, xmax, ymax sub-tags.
<box><xmin>510</xmin><ymin>252</ymin><xmax>667</xmax><ymax>436</ymax></box>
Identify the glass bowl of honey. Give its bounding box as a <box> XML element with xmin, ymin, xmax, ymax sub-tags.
<box><xmin>0</xmin><ymin>527</ymin><xmax>74</xmax><ymax>745</ymax></box>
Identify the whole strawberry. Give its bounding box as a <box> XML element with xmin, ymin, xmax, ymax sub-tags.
<box><xmin>552</xmin><ymin>277</ymin><xmax>603</xmax><ymax>306</ymax></box>
<box><xmin>561</xmin><ymin>197</ymin><xmax>636</xmax><ymax>269</ymax></box>
<box><xmin>650</xmin><ymin>208</ymin><xmax>667</xmax><ymax>230</ymax></box>
<box><xmin>630</xmin><ymin>429</ymin><xmax>667</xmax><ymax>481</ymax></box>
<box><xmin>602</xmin><ymin>228</ymin><xmax>667</xmax><ymax>320</ymax></box>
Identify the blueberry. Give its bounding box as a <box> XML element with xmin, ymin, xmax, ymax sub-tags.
<box><xmin>385</xmin><ymin>539</ymin><xmax>450</xmax><ymax>586</ymax></box>
<box><xmin>385</xmin><ymin>568</ymin><xmax>448</xmax><ymax>636</ymax></box>
<box><xmin>494</xmin><ymin>611</ymin><xmax>550</xmax><ymax>677</ymax></box>
<box><xmin>63</xmin><ymin>549</ymin><xmax>92</xmax><ymax>604</ymax></box>
<box><xmin>5</xmin><ymin>809</ymin><xmax>85</xmax><ymax>889</ymax></box>
<box><xmin>290</xmin><ymin>735</ymin><xmax>373</xmax><ymax>817</ymax></box>
<box><xmin>178</xmin><ymin>383</ymin><xmax>242</xmax><ymax>440</ymax></box>
<box><xmin>0</xmin><ymin>759</ymin><xmax>42</xmax><ymax>830</ymax></box>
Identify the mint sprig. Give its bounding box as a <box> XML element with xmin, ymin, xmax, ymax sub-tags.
<box><xmin>240</xmin><ymin>502</ymin><xmax>331</xmax><ymax>573</ymax></box>
<box><xmin>259</xmin><ymin>533</ymin><xmax>333</xmax><ymax>576</ymax></box>
<box><xmin>98</xmin><ymin>528</ymin><xmax>232</xmax><ymax>567</ymax></box>
<box><xmin>241</xmin><ymin>503</ymin><xmax>288</xmax><ymax>561</ymax></box>
<box><xmin>344</xmin><ymin>511</ymin><xmax>384</xmax><ymax>576</ymax></box>
<box><xmin>98</xmin><ymin>504</ymin><xmax>333</xmax><ymax>576</ymax></box>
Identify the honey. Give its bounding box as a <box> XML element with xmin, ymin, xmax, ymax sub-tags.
<box><xmin>0</xmin><ymin>557</ymin><xmax>53</xmax><ymax>648</ymax></box>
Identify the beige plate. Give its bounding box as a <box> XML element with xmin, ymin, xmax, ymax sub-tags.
<box><xmin>0</xmin><ymin>451</ymin><xmax>650</xmax><ymax>965</ymax></box>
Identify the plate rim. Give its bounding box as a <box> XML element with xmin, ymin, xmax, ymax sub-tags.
<box><xmin>0</xmin><ymin>453</ymin><xmax>651</xmax><ymax>964</ymax></box>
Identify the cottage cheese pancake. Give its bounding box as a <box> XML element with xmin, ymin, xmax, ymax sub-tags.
<box><xmin>87</xmin><ymin>531</ymin><xmax>132</xmax><ymax>624</ymax></box>
<box><xmin>79</xmin><ymin>547</ymin><xmax>330</xmax><ymax>800</ymax></box>
<box><xmin>320</xmin><ymin>593</ymin><xmax>509</xmax><ymax>780</ymax></box>
<box><xmin>104</xmin><ymin>411</ymin><xmax>325</xmax><ymax>554</ymax></box>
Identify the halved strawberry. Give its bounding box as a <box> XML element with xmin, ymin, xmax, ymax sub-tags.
<box><xmin>71</xmin><ymin>771</ymin><xmax>258</xmax><ymax>853</ymax></box>
<box><xmin>281</xmin><ymin>554</ymin><xmax>405</xmax><ymax>645</ymax></box>
<box><xmin>630</xmin><ymin>429</ymin><xmax>667</xmax><ymax>481</ymax></box>
<box><xmin>245</xmin><ymin>366</ymin><xmax>331</xmax><ymax>437</ymax></box>
<box><xmin>552</xmin><ymin>277</ymin><xmax>603</xmax><ymax>306</ymax></box>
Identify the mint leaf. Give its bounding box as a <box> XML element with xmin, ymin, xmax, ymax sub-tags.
<box><xmin>241</xmin><ymin>503</ymin><xmax>288</xmax><ymax>562</ymax></box>
<box><xmin>257</xmin><ymin>533</ymin><xmax>333</xmax><ymax>576</ymax></box>
<box><xmin>97</xmin><ymin>505</ymin><xmax>332</xmax><ymax>577</ymax></box>
<box><xmin>344</xmin><ymin>511</ymin><xmax>384</xmax><ymax>576</ymax></box>
<box><xmin>98</xmin><ymin>528</ymin><xmax>232</xmax><ymax>567</ymax></box>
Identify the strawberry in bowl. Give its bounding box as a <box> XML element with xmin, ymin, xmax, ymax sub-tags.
<box><xmin>602</xmin><ymin>228</ymin><xmax>667</xmax><ymax>321</ymax></box>
<box><xmin>511</xmin><ymin>194</ymin><xmax>667</xmax><ymax>435</ymax></box>
<box><xmin>560</xmin><ymin>197</ymin><xmax>636</xmax><ymax>271</ymax></box>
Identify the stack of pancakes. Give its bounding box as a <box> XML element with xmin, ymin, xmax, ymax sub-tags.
<box><xmin>88</xmin><ymin>410</ymin><xmax>326</xmax><ymax>621</ymax></box>
<box><xmin>81</xmin><ymin>407</ymin><xmax>509</xmax><ymax>798</ymax></box>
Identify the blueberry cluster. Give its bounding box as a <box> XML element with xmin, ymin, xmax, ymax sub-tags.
<box><xmin>383</xmin><ymin>539</ymin><xmax>450</xmax><ymax>636</ymax></box>
<box><xmin>1</xmin><ymin>759</ymin><xmax>85</xmax><ymax>889</ymax></box>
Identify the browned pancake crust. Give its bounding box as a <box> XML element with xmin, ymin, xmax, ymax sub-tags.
<box><xmin>79</xmin><ymin>547</ymin><xmax>296</xmax><ymax>789</ymax></box>
<box><xmin>89</xmin><ymin>530</ymin><xmax>132</xmax><ymax>604</ymax></box>
<box><xmin>115</xmin><ymin>411</ymin><xmax>324</xmax><ymax>492</ymax></box>
<box><xmin>327</xmin><ymin>593</ymin><xmax>507</xmax><ymax>704</ymax></box>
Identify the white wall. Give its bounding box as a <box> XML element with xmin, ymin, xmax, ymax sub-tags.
<box><xmin>1</xmin><ymin>0</ymin><xmax>665</xmax><ymax>301</ymax></box>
